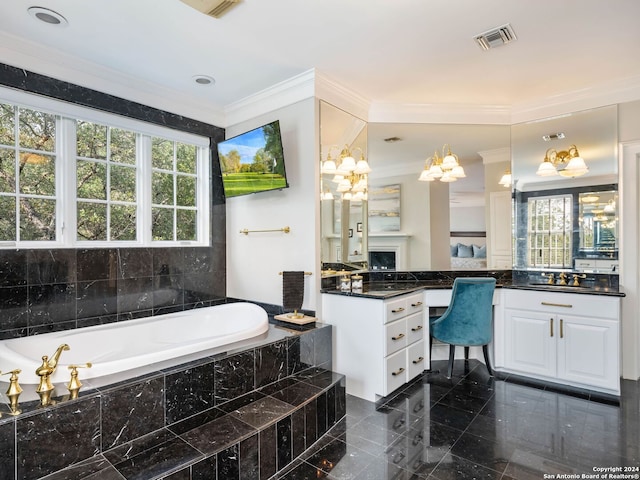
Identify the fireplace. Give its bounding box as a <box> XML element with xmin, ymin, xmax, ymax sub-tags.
<box><xmin>369</xmin><ymin>251</ymin><xmax>396</xmax><ymax>270</ymax></box>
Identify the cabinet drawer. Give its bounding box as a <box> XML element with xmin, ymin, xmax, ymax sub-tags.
<box><xmin>384</xmin><ymin>350</ymin><xmax>407</xmax><ymax>395</ymax></box>
<box><xmin>407</xmin><ymin>340</ymin><xmax>426</xmax><ymax>381</ymax></box>
<box><xmin>406</xmin><ymin>312</ymin><xmax>424</xmax><ymax>344</ymax></box>
<box><xmin>385</xmin><ymin>297</ymin><xmax>408</xmax><ymax>323</ymax></box>
<box><xmin>385</xmin><ymin>318</ymin><xmax>407</xmax><ymax>356</ymax></box>
<box><xmin>406</xmin><ymin>293</ymin><xmax>424</xmax><ymax>315</ymax></box>
<box><xmin>504</xmin><ymin>289</ymin><xmax>619</xmax><ymax>319</ymax></box>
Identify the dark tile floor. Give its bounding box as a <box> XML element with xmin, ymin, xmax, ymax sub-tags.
<box><xmin>275</xmin><ymin>360</ymin><xmax>640</xmax><ymax>479</ymax></box>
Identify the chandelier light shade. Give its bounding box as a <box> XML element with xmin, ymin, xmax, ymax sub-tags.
<box><xmin>418</xmin><ymin>144</ymin><xmax>466</xmax><ymax>182</ymax></box>
<box><xmin>321</xmin><ymin>145</ymin><xmax>370</xmax><ymax>200</ymax></box>
<box><xmin>536</xmin><ymin>145</ymin><xmax>588</xmax><ymax>178</ymax></box>
<box><xmin>498</xmin><ymin>168</ymin><xmax>512</xmax><ymax>187</ymax></box>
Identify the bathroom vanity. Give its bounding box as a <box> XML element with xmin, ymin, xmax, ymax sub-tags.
<box><xmin>322</xmin><ymin>280</ymin><xmax>623</xmax><ymax>402</ymax></box>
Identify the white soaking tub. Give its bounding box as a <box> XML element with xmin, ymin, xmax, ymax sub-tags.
<box><xmin>0</xmin><ymin>302</ymin><xmax>269</xmax><ymax>385</ymax></box>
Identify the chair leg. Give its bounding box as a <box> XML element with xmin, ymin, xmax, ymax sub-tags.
<box><xmin>482</xmin><ymin>345</ymin><xmax>493</xmax><ymax>376</ymax></box>
<box><xmin>464</xmin><ymin>346</ymin><xmax>469</xmax><ymax>360</ymax></box>
<box><xmin>447</xmin><ymin>345</ymin><xmax>455</xmax><ymax>378</ymax></box>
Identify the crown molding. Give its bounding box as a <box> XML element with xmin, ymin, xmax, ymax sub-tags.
<box><xmin>0</xmin><ymin>31</ymin><xmax>226</xmax><ymax>127</ymax></box>
<box><xmin>314</xmin><ymin>71</ymin><xmax>371</xmax><ymax>122</ymax></box>
<box><xmin>368</xmin><ymin>102</ymin><xmax>512</xmax><ymax>125</ymax></box>
<box><xmin>224</xmin><ymin>69</ymin><xmax>316</xmax><ymax>126</ymax></box>
<box><xmin>479</xmin><ymin>147</ymin><xmax>511</xmax><ymax>164</ymax></box>
<box><xmin>510</xmin><ymin>74</ymin><xmax>640</xmax><ymax>124</ymax></box>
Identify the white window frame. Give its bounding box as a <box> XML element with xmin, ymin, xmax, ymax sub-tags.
<box><xmin>0</xmin><ymin>86</ymin><xmax>211</xmax><ymax>248</ymax></box>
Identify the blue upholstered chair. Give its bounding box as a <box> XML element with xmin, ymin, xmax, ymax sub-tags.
<box><xmin>429</xmin><ymin>277</ymin><xmax>496</xmax><ymax>378</ymax></box>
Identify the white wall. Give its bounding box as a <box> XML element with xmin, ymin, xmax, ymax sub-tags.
<box><xmin>449</xmin><ymin>206</ymin><xmax>486</xmax><ymax>232</ymax></box>
<box><xmin>225</xmin><ymin>98</ymin><xmax>319</xmax><ymax>310</ymax></box>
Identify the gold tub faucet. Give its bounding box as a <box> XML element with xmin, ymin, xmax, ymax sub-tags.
<box><xmin>35</xmin><ymin>343</ymin><xmax>70</xmax><ymax>398</ymax></box>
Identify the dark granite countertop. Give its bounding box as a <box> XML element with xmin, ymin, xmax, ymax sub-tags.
<box><xmin>322</xmin><ymin>281</ymin><xmax>625</xmax><ymax>299</ymax></box>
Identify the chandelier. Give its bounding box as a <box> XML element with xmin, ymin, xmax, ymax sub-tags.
<box><xmin>321</xmin><ymin>145</ymin><xmax>371</xmax><ymax>201</ymax></box>
<box><xmin>537</xmin><ymin>145</ymin><xmax>588</xmax><ymax>177</ymax></box>
<box><xmin>418</xmin><ymin>144</ymin><xmax>466</xmax><ymax>182</ymax></box>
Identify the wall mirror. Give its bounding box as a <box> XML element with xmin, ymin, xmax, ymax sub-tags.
<box><xmin>319</xmin><ymin>101</ymin><xmax>368</xmax><ymax>273</ymax></box>
<box><xmin>511</xmin><ymin>105</ymin><xmax>619</xmax><ymax>273</ymax></box>
<box><xmin>366</xmin><ymin>122</ymin><xmax>510</xmax><ymax>271</ymax></box>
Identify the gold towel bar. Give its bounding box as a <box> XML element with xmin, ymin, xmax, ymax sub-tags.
<box><xmin>240</xmin><ymin>226</ymin><xmax>290</xmax><ymax>235</ymax></box>
<box><xmin>279</xmin><ymin>271</ymin><xmax>312</xmax><ymax>276</ymax></box>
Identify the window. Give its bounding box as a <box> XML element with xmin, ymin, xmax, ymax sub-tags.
<box><xmin>151</xmin><ymin>137</ymin><xmax>198</xmax><ymax>241</ymax></box>
<box><xmin>0</xmin><ymin>104</ymin><xmax>57</xmax><ymax>242</ymax></box>
<box><xmin>527</xmin><ymin>195</ymin><xmax>572</xmax><ymax>268</ymax></box>
<box><xmin>76</xmin><ymin>121</ymin><xmax>138</xmax><ymax>241</ymax></box>
<box><xmin>0</xmin><ymin>94</ymin><xmax>210</xmax><ymax>248</ymax></box>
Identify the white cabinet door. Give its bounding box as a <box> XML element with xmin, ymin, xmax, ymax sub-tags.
<box><xmin>558</xmin><ymin>314</ymin><xmax>619</xmax><ymax>391</ymax></box>
<box><xmin>505</xmin><ymin>308</ymin><xmax>556</xmax><ymax>378</ymax></box>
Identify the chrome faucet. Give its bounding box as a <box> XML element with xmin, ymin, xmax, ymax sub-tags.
<box><xmin>35</xmin><ymin>344</ymin><xmax>70</xmax><ymax>397</ymax></box>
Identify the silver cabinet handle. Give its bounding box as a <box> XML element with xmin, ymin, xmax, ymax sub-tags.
<box><xmin>542</xmin><ymin>301</ymin><xmax>573</xmax><ymax>308</ymax></box>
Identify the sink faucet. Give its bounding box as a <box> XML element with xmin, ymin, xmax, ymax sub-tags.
<box><xmin>558</xmin><ymin>272</ymin><xmax>568</xmax><ymax>285</ymax></box>
<box><xmin>541</xmin><ymin>272</ymin><xmax>555</xmax><ymax>285</ymax></box>
<box><xmin>35</xmin><ymin>343</ymin><xmax>70</xmax><ymax>396</ymax></box>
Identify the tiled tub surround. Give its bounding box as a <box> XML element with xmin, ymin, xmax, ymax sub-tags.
<box><xmin>0</xmin><ymin>323</ymin><xmax>340</xmax><ymax>480</ymax></box>
<box><xmin>0</xmin><ymin>246</ymin><xmax>226</xmax><ymax>340</ymax></box>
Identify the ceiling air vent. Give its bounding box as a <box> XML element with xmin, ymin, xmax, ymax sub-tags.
<box><xmin>474</xmin><ymin>23</ymin><xmax>517</xmax><ymax>51</ymax></box>
<box><xmin>180</xmin><ymin>0</ymin><xmax>240</xmax><ymax>18</ymax></box>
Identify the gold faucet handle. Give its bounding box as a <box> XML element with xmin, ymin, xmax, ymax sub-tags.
<box><xmin>572</xmin><ymin>273</ymin><xmax>587</xmax><ymax>286</ymax></box>
<box><xmin>1</xmin><ymin>369</ymin><xmax>23</xmax><ymax>396</ymax></box>
<box><xmin>67</xmin><ymin>363</ymin><xmax>92</xmax><ymax>397</ymax></box>
<box><xmin>542</xmin><ymin>272</ymin><xmax>555</xmax><ymax>284</ymax></box>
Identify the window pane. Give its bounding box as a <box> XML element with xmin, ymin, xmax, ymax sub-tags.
<box><xmin>18</xmin><ymin>108</ymin><xmax>55</xmax><ymax>152</ymax></box>
<box><xmin>152</xmin><ymin>137</ymin><xmax>173</xmax><ymax>170</ymax></box>
<box><xmin>110</xmin><ymin>164</ymin><xmax>136</xmax><ymax>202</ymax></box>
<box><xmin>152</xmin><ymin>171</ymin><xmax>174</xmax><ymax>205</ymax></box>
<box><xmin>176</xmin><ymin>143</ymin><xmax>196</xmax><ymax>174</ymax></box>
<box><xmin>110</xmin><ymin>204</ymin><xmax>136</xmax><ymax>241</ymax></box>
<box><xmin>152</xmin><ymin>207</ymin><xmax>173</xmax><ymax>241</ymax></box>
<box><xmin>110</xmin><ymin>128</ymin><xmax>135</xmax><ymax>164</ymax></box>
<box><xmin>19</xmin><ymin>153</ymin><xmax>55</xmax><ymax>196</ymax></box>
<box><xmin>0</xmin><ymin>197</ymin><xmax>16</xmax><ymax>241</ymax></box>
<box><xmin>0</xmin><ymin>104</ymin><xmax>15</xmax><ymax>146</ymax></box>
<box><xmin>176</xmin><ymin>175</ymin><xmax>196</xmax><ymax>207</ymax></box>
<box><xmin>0</xmin><ymin>148</ymin><xmax>16</xmax><ymax>193</ymax></box>
<box><xmin>20</xmin><ymin>198</ymin><xmax>55</xmax><ymax>240</ymax></box>
<box><xmin>77</xmin><ymin>160</ymin><xmax>107</xmax><ymax>200</ymax></box>
<box><xmin>177</xmin><ymin>209</ymin><xmax>196</xmax><ymax>241</ymax></box>
<box><xmin>77</xmin><ymin>121</ymin><xmax>107</xmax><ymax>159</ymax></box>
<box><xmin>77</xmin><ymin>202</ymin><xmax>107</xmax><ymax>240</ymax></box>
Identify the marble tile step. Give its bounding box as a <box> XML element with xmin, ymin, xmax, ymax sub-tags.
<box><xmin>40</xmin><ymin>369</ymin><xmax>347</xmax><ymax>480</ymax></box>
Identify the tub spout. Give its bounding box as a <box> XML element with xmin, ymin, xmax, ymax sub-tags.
<box><xmin>35</xmin><ymin>343</ymin><xmax>70</xmax><ymax>396</ymax></box>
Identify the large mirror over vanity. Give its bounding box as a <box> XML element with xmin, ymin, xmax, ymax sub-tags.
<box><xmin>511</xmin><ymin>104</ymin><xmax>619</xmax><ymax>277</ymax></box>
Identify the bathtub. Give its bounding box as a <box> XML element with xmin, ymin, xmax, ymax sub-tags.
<box><xmin>0</xmin><ymin>302</ymin><xmax>269</xmax><ymax>385</ymax></box>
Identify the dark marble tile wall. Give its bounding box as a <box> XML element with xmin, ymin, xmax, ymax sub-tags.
<box><xmin>0</xmin><ymin>247</ymin><xmax>226</xmax><ymax>339</ymax></box>
<box><xmin>0</xmin><ymin>62</ymin><xmax>228</xmax><ymax>340</ymax></box>
<box><xmin>0</xmin><ymin>325</ymin><xmax>334</xmax><ymax>479</ymax></box>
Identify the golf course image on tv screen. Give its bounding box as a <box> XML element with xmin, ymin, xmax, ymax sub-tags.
<box><xmin>217</xmin><ymin>120</ymin><xmax>289</xmax><ymax>198</ymax></box>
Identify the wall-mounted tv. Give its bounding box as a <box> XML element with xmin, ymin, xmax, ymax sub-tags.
<box><xmin>217</xmin><ymin>120</ymin><xmax>289</xmax><ymax>198</ymax></box>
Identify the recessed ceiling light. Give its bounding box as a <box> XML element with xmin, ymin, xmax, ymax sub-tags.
<box><xmin>192</xmin><ymin>75</ymin><xmax>215</xmax><ymax>86</ymax></box>
<box><xmin>27</xmin><ymin>6</ymin><xmax>68</xmax><ymax>26</ymax></box>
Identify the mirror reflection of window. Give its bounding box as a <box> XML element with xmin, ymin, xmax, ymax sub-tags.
<box><xmin>579</xmin><ymin>191</ymin><xmax>618</xmax><ymax>254</ymax></box>
<box><xmin>527</xmin><ymin>195</ymin><xmax>572</xmax><ymax>268</ymax></box>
